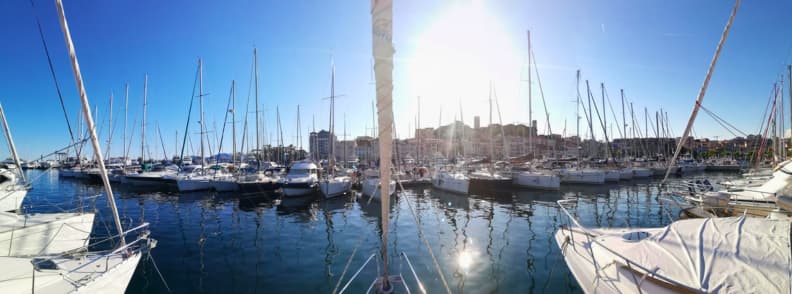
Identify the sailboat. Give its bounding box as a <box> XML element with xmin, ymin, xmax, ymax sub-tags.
<box><xmin>512</xmin><ymin>30</ymin><xmax>560</xmax><ymax>190</ymax></box>
<box><xmin>0</xmin><ymin>1</ymin><xmax>154</xmax><ymax>292</ymax></box>
<box><xmin>211</xmin><ymin>81</ymin><xmax>241</xmax><ymax>192</ymax></box>
<box><xmin>557</xmin><ymin>70</ymin><xmax>605</xmax><ymax>185</ymax></box>
<box><xmin>237</xmin><ymin>48</ymin><xmax>283</xmax><ymax>194</ymax></box>
<box><xmin>319</xmin><ymin>61</ymin><xmax>352</xmax><ymax>198</ymax></box>
<box><xmin>175</xmin><ymin>59</ymin><xmax>213</xmax><ymax>192</ymax></box>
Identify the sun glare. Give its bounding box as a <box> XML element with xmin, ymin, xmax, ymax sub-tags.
<box><xmin>409</xmin><ymin>2</ymin><xmax>522</xmax><ymax>120</ymax></box>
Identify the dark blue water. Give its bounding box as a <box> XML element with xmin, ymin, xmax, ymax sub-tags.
<box><xmin>21</xmin><ymin>169</ymin><xmax>687</xmax><ymax>293</ymax></box>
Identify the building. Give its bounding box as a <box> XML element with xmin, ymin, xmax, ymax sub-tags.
<box><xmin>308</xmin><ymin>130</ymin><xmax>336</xmax><ymax>160</ymax></box>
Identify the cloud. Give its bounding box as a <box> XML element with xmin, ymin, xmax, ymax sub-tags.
<box><xmin>601</xmin><ymin>23</ymin><xmax>606</xmax><ymax>33</ymax></box>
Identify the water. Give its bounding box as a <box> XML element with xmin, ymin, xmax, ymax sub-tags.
<box><xmin>21</xmin><ymin>170</ymin><xmax>695</xmax><ymax>293</ymax></box>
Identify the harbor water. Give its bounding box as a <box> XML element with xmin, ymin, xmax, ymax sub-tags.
<box><xmin>23</xmin><ymin>169</ymin><xmax>694</xmax><ymax>293</ymax></box>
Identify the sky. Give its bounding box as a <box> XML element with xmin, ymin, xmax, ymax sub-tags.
<box><xmin>1</xmin><ymin>0</ymin><xmax>792</xmax><ymax>160</ymax></box>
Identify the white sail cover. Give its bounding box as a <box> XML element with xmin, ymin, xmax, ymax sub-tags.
<box><xmin>567</xmin><ymin>216</ymin><xmax>792</xmax><ymax>293</ymax></box>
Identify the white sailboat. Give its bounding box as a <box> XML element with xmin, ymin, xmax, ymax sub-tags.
<box><xmin>432</xmin><ymin>166</ymin><xmax>470</xmax><ymax>194</ymax></box>
<box><xmin>0</xmin><ymin>2</ymin><xmax>157</xmax><ymax>292</ymax></box>
<box><xmin>319</xmin><ymin>61</ymin><xmax>352</xmax><ymax>199</ymax></box>
<box><xmin>210</xmin><ymin>81</ymin><xmax>240</xmax><ymax>192</ymax></box>
<box><xmin>361</xmin><ymin>169</ymin><xmax>396</xmax><ymax>200</ymax></box>
<box><xmin>175</xmin><ymin>58</ymin><xmax>213</xmax><ymax>192</ymax></box>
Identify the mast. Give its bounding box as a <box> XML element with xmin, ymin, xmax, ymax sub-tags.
<box><xmin>254</xmin><ymin>48</ymin><xmax>261</xmax><ymax>167</ymax></box>
<box><xmin>105</xmin><ymin>92</ymin><xmax>113</xmax><ymax>160</ymax></box>
<box><xmin>601</xmin><ymin>83</ymin><xmax>609</xmax><ymax>161</ymax></box>
<box><xmin>489</xmin><ymin>82</ymin><xmax>494</xmax><ymax>163</ymax></box>
<box><xmin>198</xmin><ymin>59</ymin><xmax>205</xmax><ymax>169</ymax></box>
<box><xmin>664</xmin><ymin>0</ymin><xmax>741</xmax><ymax>182</ymax></box>
<box><xmin>527</xmin><ymin>30</ymin><xmax>533</xmax><ymax>158</ymax></box>
<box><xmin>0</xmin><ymin>104</ymin><xmax>26</xmax><ymax>184</ymax></box>
<box><xmin>232</xmin><ymin>80</ymin><xmax>237</xmax><ymax>165</ymax></box>
<box><xmin>123</xmin><ymin>83</ymin><xmax>128</xmax><ymax>167</ymax></box>
<box><xmin>141</xmin><ymin>74</ymin><xmax>147</xmax><ymax>166</ymax></box>
<box><xmin>788</xmin><ymin>65</ymin><xmax>792</xmax><ymax>160</ymax></box>
<box><xmin>55</xmin><ymin>0</ymin><xmax>125</xmax><ymax>246</ymax></box>
<box><xmin>576</xmin><ymin>70</ymin><xmax>581</xmax><ymax>163</ymax></box>
<box><xmin>329</xmin><ymin>61</ymin><xmax>336</xmax><ymax>171</ymax></box>
<box><xmin>371</xmin><ymin>0</ymin><xmax>394</xmax><ymax>288</ymax></box>
<box><xmin>417</xmin><ymin>96</ymin><xmax>421</xmax><ymax>164</ymax></box>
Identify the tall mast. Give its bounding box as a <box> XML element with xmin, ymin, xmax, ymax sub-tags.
<box><xmin>527</xmin><ymin>30</ymin><xmax>533</xmax><ymax>158</ymax></box>
<box><xmin>105</xmin><ymin>92</ymin><xmax>113</xmax><ymax>160</ymax></box>
<box><xmin>664</xmin><ymin>0</ymin><xmax>741</xmax><ymax>182</ymax></box>
<box><xmin>576</xmin><ymin>70</ymin><xmax>581</xmax><ymax>163</ymax></box>
<box><xmin>55</xmin><ymin>0</ymin><xmax>125</xmax><ymax>246</ymax></box>
<box><xmin>141</xmin><ymin>74</ymin><xmax>147</xmax><ymax>166</ymax></box>
<box><xmin>417</xmin><ymin>96</ymin><xmax>421</xmax><ymax>164</ymax></box>
<box><xmin>371</xmin><ymin>0</ymin><xmax>395</xmax><ymax>286</ymax></box>
<box><xmin>199</xmin><ymin>59</ymin><xmax>205</xmax><ymax>168</ymax></box>
<box><xmin>0</xmin><ymin>104</ymin><xmax>26</xmax><ymax>184</ymax></box>
<box><xmin>601</xmin><ymin>82</ymin><xmax>608</xmax><ymax>160</ymax></box>
<box><xmin>254</xmin><ymin>48</ymin><xmax>260</xmax><ymax>167</ymax></box>
<box><xmin>489</xmin><ymin>82</ymin><xmax>494</xmax><ymax>162</ymax></box>
<box><xmin>232</xmin><ymin>80</ymin><xmax>237</xmax><ymax>165</ymax></box>
<box><xmin>329</xmin><ymin>61</ymin><xmax>336</xmax><ymax>169</ymax></box>
<box><xmin>788</xmin><ymin>65</ymin><xmax>792</xmax><ymax>160</ymax></box>
<box><xmin>123</xmin><ymin>83</ymin><xmax>128</xmax><ymax>167</ymax></box>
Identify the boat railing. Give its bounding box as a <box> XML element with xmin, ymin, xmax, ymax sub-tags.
<box><xmin>337</xmin><ymin>251</ymin><xmax>424</xmax><ymax>294</ymax></box>
<box><xmin>556</xmin><ymin>199</ymin><xmax>702</xmax><ymax>292</ymax></box>
<box><xmin>31</xmin><ymin>222</ymin><xmax>153</xmax><ymax>289</ymax></box>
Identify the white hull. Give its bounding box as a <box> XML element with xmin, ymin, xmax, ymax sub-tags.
<box><xmin>0</xmin><ymin>189</ymin><xmax>26</xmax><ymax>212</ymax></box>
<box><xmin>210</xmin><ymin>178</ymin><xmax>239</xmax><ymax>192</ymax></box>
<box><xmin>559</xmin><ymin>169</ymin><xmax>604</xmax><ymax>185</ymax></box>
<box><xmin>513</xmin><ymin>172</ymin><xmax>560</xmax><ymax>190</ymax></box>
<box><xmin>362</xmin><ymin>179</ymin><xmax>396</xmax><ymax>200</ymax></box>
<box><xmin>320</xmin><ymin>177</ymin><xmax>351</xmax><ymax>198</ymax></box>
<box><xmin>0</xmin><ymin>212</ymin><xmax>94</xmax><ymax>256</ymax></box>
<box><xmin>176</xmin><ymin>177</ymin><xmax>212</xmax><ymax>192</ymax></box>
<box><xmin>432</xmin><ymin>173</ymin><xmax>469</xmax><ymax>194</ymax></box>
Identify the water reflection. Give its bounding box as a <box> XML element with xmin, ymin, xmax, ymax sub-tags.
<box><xmin>16</xmin><ymin>169</ymin><xmax>697</xmax><ymax>293</ymax></box>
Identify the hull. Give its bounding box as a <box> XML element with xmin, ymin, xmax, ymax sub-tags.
<box><xmin>238</xmin><ymin>181</ymin><xmax>280</xmax><ymax>194</ymax></box>
<box><xmin>362</xmin><ymin>179</ymin><xmax>396</xmax><ymax>200</ymax></box>
<box><xmin>0</xmin><ymin>189</ymin><xmax>26</xmax><ymax>212</ymax></box>
<box><xmin>211</xmin><ymin>178</ymin><xmax>239</xmax><ymax>192</ymax></box>
<box><xmin>319</xmin><ymin>178</ymin><xmax>351</xmax><ymax>198</ymax></box>
<box><xmin>632</xmin><ymin>167</ymin><xmax>651</xmax><ymax>178</ymax></box>
<box><xmin>432</xmin><ymin>176</ymin><xmax>469</xmax><ymax>194</ymax></box>
<box><xmin>603</xmin><ymin>170</ymin><xmax>620</xmax><ymax>182</ymax></box>
<box><xmin>618</xmin><ymin>168</ymin><xmax>633</xmax><ymax>180</ymax></box>
<box><xmin>0</xmin><ymin>212</ymin><xmax>94</xmax><ymax>256</ymax></box>
<box><xmin>513</xmin><ymin>172</ymin><xmax>560</xmax><ymax>190</ymax></box>
<box><xmin>559</xmin><ymin>170</ymin><xmax>604</xmax><ymax>185</ymax></box>
<box><xmin>469</xmin><ymin>176</ymin><xmax>512</xmax><ymax>192</ymax></box>
<box><xmin>123</xmin><ymin>173</ymin><xmax>175</xmax><ymax>186</ymax></box>
<box><xmin>282</xmin><ymin>182</ymin><xmax>317</xmax><ymax>197</ymax></box>
<box><xmin>176</xmin><ymin>178</ymin><xmax>212</xmax><ymax>192</ymax></box>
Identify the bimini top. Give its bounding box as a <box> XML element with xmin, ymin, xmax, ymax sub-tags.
<box><xmin>580</xmin><ymin>216</ymin><xmax>791</xmax><ymax>293</ymax></box>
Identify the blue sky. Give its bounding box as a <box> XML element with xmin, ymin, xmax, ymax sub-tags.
<box><xmin>1</xmin><ymin>0</ymin><xmax>791</xmax><ymax>160</ymax></box>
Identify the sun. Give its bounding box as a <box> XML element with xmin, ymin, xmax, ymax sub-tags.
<box><xmin>408</xmin><ymin>2</ymin><xmax>522</xmax><ymax>124</ymax></box>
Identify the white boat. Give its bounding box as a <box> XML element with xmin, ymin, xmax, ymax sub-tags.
<box><xmin>210</xmin><ymin>174</ymin><xmax>239</xmax><ymax>192</ymax></box>
<box><xmin>432</xmin><ymin>170</ymin><xmax>469</xmax><ymax>194</ymax></box>
<box><xmin>513</xmin><ymin>170</ymin><xmax>560</xmax><ymax>190</ymax></box>
<box><xmin>558</xmin><ymin>168</ymin><xmax>605</xmax><ymax>185</ymax></box>
<box><xmin>123</xmin><ymin>166</ymin><xmax>177</xmax><ymax>186</ymax></box>
<box><xmin>320</xmin><ymin>176</ymin><xmax>351</xmax><ymax>198</ymax></box>
<box><xmin>0</xmin><ymin>168</ymin><xmax>28</xmax><ymax>212</ymax></box>
<box><xmin>173</xmin><ymin>166</ymin><xmax>213</xmax><ymax>192</ymax></box>
<box><xmin>361</xmin><ymin>176</ymin><xmax>396</xmax><ymax>200</ymax></box>
<box><xmin>556</xmin><ymin>210</ymin><xmax>790</xmax><ymax>293</ymax></box>
<box><xmin>6</xmin><ymin>3</ymin><xmax>157</xmax><ymax>291</ymax></box>
<box><xmin>280</xmin><ymin>160</ymin><xmax>319</xmax><ymax>197</ymax></box>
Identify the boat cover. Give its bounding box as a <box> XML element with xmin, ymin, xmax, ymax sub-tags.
<box><xmin>594</xmin><ymin>217</ymin><xmax>791</xmax><ymax>293</ymax></box>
